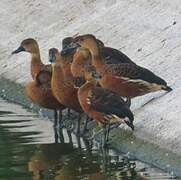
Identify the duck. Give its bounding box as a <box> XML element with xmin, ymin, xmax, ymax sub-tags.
<box><xmin>11</xmin><ymin>38</ymin><xmax>69</xmax><ymax>125</ymax></box>
<box><xmin>49</xmin><ymin>47</ymin><xmax>84</xmax><ymax>135</ymax></box>
<box><xmin>77</xmin><ymin>68</ymin><xmax>134</xmax><ymax>147</ymax></box>
<box><xmin>73</xmin><ymin>34</ymin><xmax>172</xmax><ymax>104</ymax></box>
<box><xmin>25</xmin><ymin>70</ymin><xmax>66</xmax><ymax>127</ymax></box>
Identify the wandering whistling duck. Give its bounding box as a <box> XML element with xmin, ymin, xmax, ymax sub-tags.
<box><xmin>77</xmin><ymin>69</ymin><xmax>134</xmax><ymax>146</ymax></box>
<box><xmin>25</xmin><ymin>70</ymin><xmax>65</xmax><ymax>127</ymax></box>
<box><xmin>49</xmin><ymin>47</ymin><xmax>84</xmax><ymax>135</ymax></box>
<box><xmin>12</xmin><ymin>38</ymin><xmax>66</xmax><ymax>125</ymax></box>
<box><xmin>73</xmin><ymin>34</ymin><xmax>172</xmax><ymax>103</ymax></box>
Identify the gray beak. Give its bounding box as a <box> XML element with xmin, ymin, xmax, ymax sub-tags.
<box><xmin>91</xmin><ymin>69</ymin><xmax>102</xmax><ymax>80</ymax></box>
<box><xmin>11</xmin><ymin>46</ymin><xmax>25</xmax><ymax>54</ymax></box>
<box><xmin>49</xmin><ymin>52</ymin><xmax>56</xmax><ymax>63</ymax></box>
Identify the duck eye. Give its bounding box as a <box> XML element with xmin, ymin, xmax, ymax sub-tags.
<box><xmin>78</xmin><ymin>37</ymin><xmax>84</xmax><ymax>42</ymax></box>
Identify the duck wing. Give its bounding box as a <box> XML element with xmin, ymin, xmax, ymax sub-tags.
<box><xmin>87</xmin><ymin>87</ymin><xmax>134</xmax><ymax>122</ymax></box>
<box><xmin>100</xmin><ymin>47</ymin><xmax>135</xmax><ymax>65</ymax></box>
<box><xmin>105</xmin><ymin>63</ymin><xmax>167</xmax><ymax>86</ymax></box>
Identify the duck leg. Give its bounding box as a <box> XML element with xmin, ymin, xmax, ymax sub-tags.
<box><xmin>76</xmin><ymin>135</ymin><xmax>82</xmax><ymax>149</ymax></box>
<box><xmin>82</xmin><ymin>115</ymin><xmax>91</xmax><ymax>136</ymax></box>
<box><xmin>59</xmin><ymin>128</ymin><xmax>65</xmax><ymax>143</ymax></box>
<box><xmin>125</xmin><ymin>97</ymin><xmax>131</xmax><ymax>107</ymax></box>
<box><xmin>75</xmin><ymin>113</ymin><xmax>81</xmax><ymax>136</ymax></box>
<box><xmin>53</xmin><ymin>110</ymin><xmax>58</xmax><ymax>128</ymax></box>
<box><xmin>106</xmin><ymin>125</ymin><xmax>110</xmax><ymax>142</ymax></box>
<box><xmin>102</xmin><ymin>124</ymin><xmax>114</xmax><ymax>147</ymax></box>
<box><xmin>67</xmin><ymin>108</ymin><xmax>71</xmax><ymax>118</ymax></box>
<box><xmin>58</xmin><ymin>110</ymin><xmax>63</xmax><ymax>128</ymax></box>
<box><xmin>102</xmin><ymin>125</ymin><xmax>107</xmax><ymax>148</ymax></box>
<box><xmin>67</xmin><ymin>129</ymin><xmax>73</xmax><ymax>145</ymax></box>
<box><xmin>53</xmin><ymin>126</ymin><xmax>59</xmax><ymax>143</ymax></box>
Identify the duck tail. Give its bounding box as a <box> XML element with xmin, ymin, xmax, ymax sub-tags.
<box><xmin>162</xmin><ymin>85</ymin><xmax>173</xmax><ymax>92</ymax></box>
<box><xmin>124</xmin><ymin>118</ymin><xmax>134</xmax><ymax>131</ymax></box>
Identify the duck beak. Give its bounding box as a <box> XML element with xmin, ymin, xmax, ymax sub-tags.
<box><xmin>125</xmin><ymin>119</ymin><xmax>134</xmax><ymax>131</ymax></box>
<box><xmin>73</xmin><ymin>77</ymin><xmax>86</xmax><ymax>88</ymax></box>
<box><xmin>49</xmin><ymin>52</ymin><xmax>56</xmax><ymax>63</ymax></box>
<box><xmin>91</xmin><ymin>70</ymin><xmax>102</xmax><ymax>80</ymax></box>
<box><xmin>49</xmin><ymin>55</ymin><xmax>56</xmax><ymax>63</ymax></box>
<box><xmin>61</xmin><ymin>42</ymin><xmax>80</xmax><ymax>55</ymax></box>
<box><xmin>11</xmin><ymin>46</ymin><xmax>25</xmax><ymax>54</ymax></box>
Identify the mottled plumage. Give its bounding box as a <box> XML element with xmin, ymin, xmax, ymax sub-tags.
<box><xmin>103</xmin><ymin>63</ymin><xmax>167</xmax><ymax>86</ymax></box>
<box><xmin>100</xmin><ymin>47</ymin><xmax>135</xmax><ymax>65</ymax></box>
<box><xmin>87</xmin><ymin>87</ymin><xmax>134</xmax><ymax>125</ymax></box>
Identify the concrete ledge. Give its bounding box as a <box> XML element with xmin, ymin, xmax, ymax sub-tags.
<box><xmin>110</xmin><ymin>129</ymin><xmax>181</xmax><ymax>177</ymax></box>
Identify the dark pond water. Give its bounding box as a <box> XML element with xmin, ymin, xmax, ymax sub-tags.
<box><xmin>0</xmin><ymin>99</ymin><xmax>178</xmax><ymax>180</ymax></box>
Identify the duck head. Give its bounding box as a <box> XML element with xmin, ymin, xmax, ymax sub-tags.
<box><xmin>12</xmin><ymin>38</ymin><xmax>39</xmax><ymax>54</ymax></box>
<box><xmin>73</xmin><ymin>68</ymin><xmax>100</xmax><ymax>88</ymax></box>
<box><xmin>74</xmin><ymin>34</ymin><xmax>100</xmax><ymax>56</ymax></box>
<box><xmin>82</xmin><ymin>65</ymin><xmax>101</xmax><ymax>83</ymax></box>
<box><xmin>74</xmin><ymin>34</ymin><xmax>97</xmax><ymax>48</ymax></box>
<box><xmin>48</xmin><ymin>48</ymin><xmax>60</xmax><ymax>63</ymax></box>
<box><xmin>61</xmin><ymin>37</ymin><xmax>79</xmax><ymax>56</ymax></box>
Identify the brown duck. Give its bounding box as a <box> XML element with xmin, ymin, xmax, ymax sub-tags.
<box><xmin>12</xmin><ymin>38</ymin><xmax>65</xmax><ymax>126</ymax></box>
<box><xmin>49</xmin><ymin>48</ymin><xmax>83</xmax><ymax>135</ymax></box>
<box><xmin>25</xmin><ymin>70</ymin><xmax>65</xmax><ymax>126</ymax></box>
<box><xmin>73</xmin><ymin>34</ymin><xmax>172</xmax><ymax>104</ymax></box>
<box><xmin>77</xmin><ymin>69</ymin><xmax>134</xmax><ymax>146</ymax></box>
<box><xmin>12</xmin><ymin>38</ymin><xmax>51</xmax><ymax>79</ymax></box>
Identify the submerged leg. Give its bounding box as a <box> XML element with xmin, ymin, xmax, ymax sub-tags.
<box><xmin>53</xmin><ymin>110</ymin><xmax>58</xmax><ymax>128</ymax></box>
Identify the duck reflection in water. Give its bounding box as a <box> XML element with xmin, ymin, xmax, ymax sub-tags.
<box><xmin>28</xmin><ymin>128</ymin><xmax>143</xmax><ymax>180</ymax></box>
<box><xmin>28</xmin><ymin>128</ymin><xmax>74</xmax><ymax>180</ymax></box>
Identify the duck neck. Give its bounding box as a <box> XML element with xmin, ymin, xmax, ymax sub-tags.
<box><xmin>88</xmin><ymin>44</ymin><xmax>105</xmax><ymax>72</ymax></box>
<box><xmin>53</xmin><ymin>54</ymin><xmax>62</xmax><ymax>77</ymax></box>
<box><xmin>31</xmin><ymin>49</ymin><xmax>43</xmax><ymax>79</ymax></box>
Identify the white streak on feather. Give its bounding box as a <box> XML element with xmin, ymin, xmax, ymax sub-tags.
<box><xmin>118</xmin><ymin>77</ymin><xmax>163</xmax><ymax>92</ymax></box>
